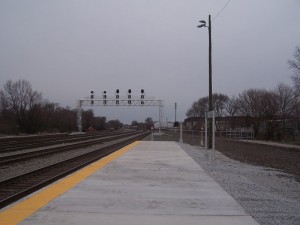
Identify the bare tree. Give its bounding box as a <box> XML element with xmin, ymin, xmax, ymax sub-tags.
<box><xmin>288</xmin><ymin>46</ymin><xmax>300</xmax><ymax>95</ymax></box>
<box><xmin>186</xmin><ymin>94</ymin><xmax>229</xmax><ymax>118</ymax></box>
<box><xmin>224</xmin><ymin>95</ymin><xmax>240</xmax><ymax>129</ymax></box>
<box><xmin>212</xmin><ymin>93</ymin><xmax>229</xmax><ymax>117</ymax></box>
<box><xmin>274</xmin><ymin>83</ymin><xmax>299</xmax><ymax>140</ymax></box>
<box><xmin>186</xmin><ymin>94</ymin><xmax>229</xmax><ymax>131</ymax></box>
<box><xmin>131</xmin><ymin>120</ymin><xmax>139</xmax><ymax>126</ymax></box>
<box><xmin>145</xmin><ymin>117</ymin><xmax>154</xmax><ymax>129</ymax></box>
<box><xmin>261</xmin><ymin>91</ymin><xmax>279</xmax><ymax>139</ymax></box>
<box><xmin>82</xmin><ymin>109</ymin><xmax>94</xmax><ymax>130</ymax></box>
<box><xmin>224</xmin><ymin>95</ymin><xmax>239</xmax><ymax>117</ymax></box>
<box><xmin>0</xmin><ymin>80</ymin><xmax>42</xmax><ymax>133</ymax></box>
<box><xmin>238</xmin><ymin>89</ymin><xmax>278</xmax><ymax>139</ymax></box>
<box><xmin>93</xmin><ymin>116</ymin><xmax>106</xmax><ymax>130</ymax></box>
<box><xmin>107</xmin><ymin>119</ymin><xmax>122</xmax><ymax>130</ymax></box>
<box><xmin>274</xmin><ymin>83</ymin><xmax>297</xmax><ymax>122</ymax></box>
<box><xmin>186</xmin><ymin>97</ymin><xmax>208</xmax><ymax>118</ymax></box>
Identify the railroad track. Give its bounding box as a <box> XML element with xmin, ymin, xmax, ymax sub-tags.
<box><xmin>0</xmin><ymin>133</ymin><xmax>68</xmax><ymax>150</ymax></box>
<box><xmin>0</xmin><ymin>131</ymin><xmax>150</xmax><ymax>209</ymax></box>
<box><xmin>0</xmin><ymin>131</ymin><xmax>142</xmax><ymax>165</ymax></box>
<box><xmin>0</xmin><ymin>130</ymin><xmax>136</xmax><ymax>153</ymax></box>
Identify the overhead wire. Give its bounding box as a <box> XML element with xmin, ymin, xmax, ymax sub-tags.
<box><xmin>212</xmin><ymin>0</ymin><xmax>232</xmax><ymax>22</ymax></box>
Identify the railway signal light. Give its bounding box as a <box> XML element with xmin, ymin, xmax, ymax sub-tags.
<box><xmin>103</xmin><ymin>91</ymin><xmax>107</xmax><ymax>105</ymax></box>
<box><xmin>128</xmin><ymin>89</ymin><xmax>131</xmax><ymax>104</ymax></box>
<box><xmin>128</xmin><ymin>89</ymin><xmax>131</xmax><ymax>98</ymax></box>
<box><xmin>141</xmin><ymin>89</ymin><xmax>145</xmax><ymax>104</ymax></box>
<box><xmin>141</xmin><ymin>89</ymin><xmax>144</xmax><ymax>99</ymax></box>
<box><xmin>116</xmin><ymin>89</ymin><xmax>119</xmax><ymax>104</ymax></box>
<box><xmin>91</xmin><ymin>91</ymin><xmax>94</xmax><ymax>105</ymax></box>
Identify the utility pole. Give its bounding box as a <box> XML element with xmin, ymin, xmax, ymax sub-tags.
<box><xmin>208</xmin><ymin>15</ymin><xmax>213</xmax><ymax>149</ymax></box>
<box><xmin>175</xmin><ymin>102</ymin><xmax>177</xmax><ymax>123</ymax></box>
<box><xmin>198</xmin><ymin>15</ymin><xmax>213</xmax><ymax>148</ymax></box>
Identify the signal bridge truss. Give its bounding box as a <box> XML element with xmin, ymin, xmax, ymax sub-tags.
<box><xmin>76</xmin><ymin>96</ymin><xmax>164</xmax><ymax>132</ymax></box>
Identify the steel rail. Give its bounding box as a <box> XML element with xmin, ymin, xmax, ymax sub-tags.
<box><xmin>0</xmin><ymin>130</ymin><xmax>137</xmax><ymax>152</ymax></box>
<box><xmin>0</xmin><ymin>131</ymin><xmax>150</xmax><ymax>209</ymax></box>
<box><xmin>0</xmin><ymin>131</ymin><xmax>143</xmax><ymax>165</ymax></box>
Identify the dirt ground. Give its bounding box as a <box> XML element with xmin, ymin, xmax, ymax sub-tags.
<box><xmin>143</xmin><ymin>132</ymin><xmax>300</xmax><ymax>225</ymax></box>
<box><xmin>216</xmin><ymin>138</ymin><xmax>300</xmax><ymax>182</ymax></box>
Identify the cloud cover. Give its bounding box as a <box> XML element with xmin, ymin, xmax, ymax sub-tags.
<box><xmin>0</xmin><ymin>0</ymin><xmax>299</xmax><ymax>124</ymax></box>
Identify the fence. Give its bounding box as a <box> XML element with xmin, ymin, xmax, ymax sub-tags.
<box><xmin>218</xmin><ymin>129</ymin><xmax>254</xmax><ymax>140</ymax></box>
<box><xmin>150</xmin><ymin>128</ymin><xmax>254</xmax><ymax>147</ymax></box>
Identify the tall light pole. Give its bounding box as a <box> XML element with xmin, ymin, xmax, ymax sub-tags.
<box><xmin>198</xmin><ymin>15</ymin><xmax>213</xmax><ymax>148</ymax></box>
<box><xmin>175</xmin><ymin>102</ymin><xmax>177</xmax><ymax>123</ymax></box>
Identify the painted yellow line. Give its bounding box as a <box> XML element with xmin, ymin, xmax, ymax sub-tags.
<box><xmin>0</xmin><ymin>141</ymin><xmax>141</xmax><ymax>225</ymax></box>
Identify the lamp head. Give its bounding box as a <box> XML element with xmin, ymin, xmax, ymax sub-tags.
<box><xmin>197</xmin><ymin>20</ymin><xmax>206</xmax><ymax>28</ymax></box>
<box><xmin>197</xmin><ymin>24</ymin><xmax>206</xmax><ymax>28</ymax></box>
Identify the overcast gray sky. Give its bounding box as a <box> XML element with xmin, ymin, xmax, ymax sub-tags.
<box><xmin>0</xmin><ymin>0</ymin><xmax>299</xmax><ymax>124</ymax></box>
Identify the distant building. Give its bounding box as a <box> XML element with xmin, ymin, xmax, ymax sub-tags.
<box><xmin>184</xmin><ymin>117</ymin><xmax>204</xmax><ymax>130</ymax></box>
<box><xmin>183</xmin><ymin>116</ymin><xmax>252</xmax><ymax>131</ymax></box>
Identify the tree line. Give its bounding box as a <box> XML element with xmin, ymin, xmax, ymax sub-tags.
<box><xmin>0</xmin><ymin>79</ymin><xmax>123</xmax><ymax>134</ymax></box>
<box><xmin>186</xmin><ymin>46</ymin><xmax>300</xmax><ymax>140</ymax></box>
<box><xmin>131</xmin><ymin>117</ymin><xmax>154</xmax><ymax>130</ymax></box>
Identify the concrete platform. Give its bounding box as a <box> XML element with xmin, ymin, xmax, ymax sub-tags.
<box><xmin>2</xmin><ymin>141</ymin><xmax>260</xmax><ymax>225</ymax></box>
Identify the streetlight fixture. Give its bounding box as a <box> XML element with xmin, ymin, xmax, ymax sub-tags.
<box><xmin>197</xmin><ymin>20</ymin><xmax>206</xmax><ymax>28</ymax></box>
<box><xmin>198</xmin><ymin>15</ymin><xmax>213</xmax><ymax>148</ymax></box>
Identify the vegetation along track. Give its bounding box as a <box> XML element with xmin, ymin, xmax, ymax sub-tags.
<box><xmin>0</xmin><ymin>131</ymin><xmax>150</xmax><ymax>209</ymax></box>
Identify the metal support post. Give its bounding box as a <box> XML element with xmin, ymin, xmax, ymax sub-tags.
<box><xmin>76</xmin><ymin>100</ymin><xmax>83</xmax><ymax>133</ymax></box>
<box><xmin>212</xmin><ymin>111</ymin><xmax>215</xmax><ymax>160</ymax></box>
<box><xmin>179</xmin><ymin>122</ymin><xmax>183</xmax><ymax>143</ymax></box>
<box><xmin>205</xmin><ymin>112</ymin><xmax>207</xmax><ymax>153</ymax></box>
<box><xmin>159</xmin><ymin>101</ymin><xmax>164</xmax><ymax>131</ymax></box>
<box><xmin>151</xmin><ymin>127</ymin><xmax>154</xmax><ymax>141</ymax></box>
<box><xmin>205</xmin><ymin>111</ymin><xmax>215</xmax><ymax>159</ymax></box>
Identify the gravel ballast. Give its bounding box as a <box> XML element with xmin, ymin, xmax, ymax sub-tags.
<box><xmin>179</xmin><ymin>143</ymin><xmax>300</xmax><ymax>225</ymax></box>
